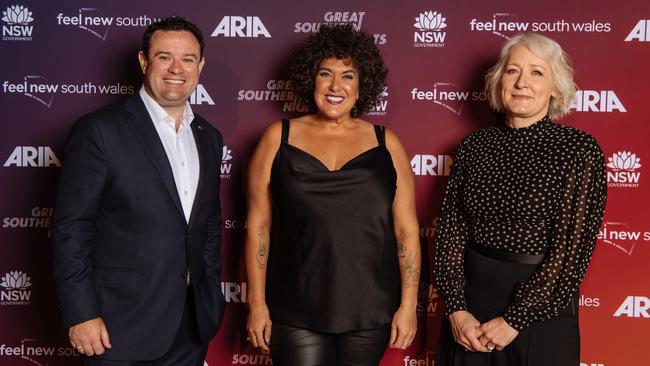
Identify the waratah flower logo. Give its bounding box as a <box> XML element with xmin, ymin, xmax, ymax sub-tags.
<box><xmin>222</xmin><ymin>146</ymin><xmax>232</xmax><ymax>161</ymax></box>
<box><xmin>607</xmin><ymin>151</ymin><xmax>641</xmax><ymax>171</ymax></box>
<box><xmin>0</xmin><ymin>271</ymin><xmax>32</xmax><ymax>290</ymax></box>
<box><xmin>379</xmin><ymin>87</ymin><xmax>389</xmax><ymax>99</ymax></box>
<box><xmin>2</xmin><ymin>5</ymin><xmax>34</xmax><ymax>25</ymax></box>
<box><xmin>414</xmin><ymin>11</ymin><xmax>447</xmax><ymax>31</ymax></box>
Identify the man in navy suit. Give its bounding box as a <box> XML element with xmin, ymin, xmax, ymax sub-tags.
<box><xmin>52</xmin><ymin>16</ymin><xmax>225</xmax><ymax>365</ymax></box>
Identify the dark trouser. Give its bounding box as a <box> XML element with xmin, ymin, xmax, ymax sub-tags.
<box><xmin>436</xmin><ymin>245</ymin><xmax>580</xmax><ymax>366</ymax></box>
<box><xmin>84</xmin><ymin>289</ymin><xmax>208</xmax><ymax>366</ymax></box>
<box><xmin>269</xmin><ymin>322</ymin><xmax>390</xmax><ymax>366</ymax></box>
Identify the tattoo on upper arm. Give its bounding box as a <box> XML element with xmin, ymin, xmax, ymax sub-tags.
<box><xmin>256</xmin><ymin>234</ymin><xmax>267</xmax><ymax>270</ymax></box>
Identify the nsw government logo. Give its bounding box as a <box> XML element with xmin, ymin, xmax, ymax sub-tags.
<box><xmin>1</xmin><ymin>270</ymin><xmax>32</xmax><ymax>305</ymax></box>
<box><xmin>365</xmin><ymin>87</ymin><xmax>388</xmax><ymax>117</ymax></box>
<box><xmin>221</xmin><ymin>145</ymin><xmax>233</xmax><ymax>179</ymax></box>
<box><xmin>417</xmin><ymin>284</ymin><xmax>441</xmax><ymax>316</ymax></box>
<box><xmin>2</xmin><ymin>5</ymin><xmax>34</xmax><ymax>41</ymax></box>
<box><xmin>606</xmin><ymin>151</ymin><xmax>641</xmax><ymax>188</ymax></box>
<box><xmin>413</xmin><ymin>11</ymin><xmax>447</xmax><ymax>47</ymax></box>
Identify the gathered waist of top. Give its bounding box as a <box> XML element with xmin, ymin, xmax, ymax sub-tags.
<box><xmin>468</xmin><ymin>241</ymin><xmax>545</xmax><ymax>265</ymax></box>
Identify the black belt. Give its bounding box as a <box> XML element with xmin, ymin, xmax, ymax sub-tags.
<box><xmin>468</xmin><ymin>241</ymin><xmax>545</xmax><ymax>265</ymax></box>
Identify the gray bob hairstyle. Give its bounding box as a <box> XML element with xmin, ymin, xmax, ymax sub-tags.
<box><xmin>484</xmin><ymin>33</ymin><xmax>577</xmax><ymax>120</ymax></box>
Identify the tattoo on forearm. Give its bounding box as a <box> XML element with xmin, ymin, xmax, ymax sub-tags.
<box><xmin>397</xmin><ymin>242</ymin><xmax>420</xmax><ymax>289</ymax></box>
<box><xmin>256</xmin><ymin>234</ymin><xmax>267</xmax><ymax>270</ymax></box>
<box><xmin>397</xmin><ymin>243</ymin><xmax>406</xmax><ymax>259</ymax></box>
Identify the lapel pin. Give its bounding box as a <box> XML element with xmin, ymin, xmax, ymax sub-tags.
<box><xmin>197</xmin><ymin>125</ymin><xmax>203</xmax><ymax>130</ymax></box>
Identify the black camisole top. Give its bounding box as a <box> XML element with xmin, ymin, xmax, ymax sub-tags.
<box><xmin>266</xmin><ymin>119</ymin><xmax>401</xmax><ymax>333</ymax></box>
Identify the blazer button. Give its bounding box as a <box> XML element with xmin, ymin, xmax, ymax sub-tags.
<box><xmin>186</xmin><ymin>234</ymin><xmax>192</xmax><ymax>240</ymax></box>
<box><xmin>180</xmin><ymin>271</ymin><xmax>188</xmax><ymax>280</ymax></box>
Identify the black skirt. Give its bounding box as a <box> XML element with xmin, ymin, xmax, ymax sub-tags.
<box><xmin>436</xmin><ymin>246</ymin><xmax>580</xmax><ymax>366</ymax></box>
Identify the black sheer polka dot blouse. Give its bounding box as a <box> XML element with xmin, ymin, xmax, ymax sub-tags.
<box><xmin>434</xmin><ymin>116</ymin><xmax>608</xmax><ymax>331</ymax></box>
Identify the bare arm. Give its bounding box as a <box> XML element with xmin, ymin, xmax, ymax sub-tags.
<box><xmin>385</xmin><ymin>128</ymin><xmax>421</xmax><ymax>349</ymax></box>
<box><xmin>245</xmin><ymin>121</ymin><xmax>282</xmax><ymax>351</ymax></box>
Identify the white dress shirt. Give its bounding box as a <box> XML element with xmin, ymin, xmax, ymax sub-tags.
<box><xmin>139</xmin><ymin>86</ymin><xmax>200</xmax><ymax>223</ymax></box>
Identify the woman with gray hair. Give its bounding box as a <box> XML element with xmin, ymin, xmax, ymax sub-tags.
<box><xmin>434</xmin><ymin>33</ymin><xmax>607</xmax><ymax>365</ymax></box>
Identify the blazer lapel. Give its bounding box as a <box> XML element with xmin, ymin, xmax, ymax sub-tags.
<box><xmin>123</xmin><ymin>94</ymin><xmax>185</xmax><ymax>221</ymax></box>
<box><xmin>187</xmin><ymin>117</ymin><xmax>210</xmax><ymax>228</ymax></box>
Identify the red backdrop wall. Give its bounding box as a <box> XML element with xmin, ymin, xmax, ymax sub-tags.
<box><xmin>1</xmin><ymin>1</ymin><xmax>648</xmax><ymax>365</ymax></box>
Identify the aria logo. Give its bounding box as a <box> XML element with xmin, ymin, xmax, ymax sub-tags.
<box><xmin>625</xmin><ymin>19</ymin><xmax>650</xmax><ymax>42</ymax></box>
<box><xmin>613</xmin><ymin>296</ymin><xmax>649</xmax><ymax>318</ymax></box>
<box><xmin>211</xmin><ymin>16</ymin><xmax>271</xmax><ymax>38</ymax></box>
<box><xmin>221</xmin><ymin>145</ymin><xmax>233</xmax><ymax>179</ymax></box>
<box><xmin>1</xmin><ymin>5</ymin><xmax>34</xmax><ymax>41</ymax></box>
<box><xmin>366</xmin><ymin>87</ymin><xmax>388</xmax><ymax>116</ymax></box>
<box><xmin>606</xmin><ymin>151</ymin><xmax>641</xmax><ymax>188</ymax></box>
<box><xmin>189</xmin><ymin>84</ymin><xmax>214</xmax><ymax>105</ymax></box>
<box><xmin>413</xmin><ymin>11</ymin><xmax>447</xmax><ymax>47</ymax></box>
<box><xmin>221</xmin><ymin>281</ymin><xmax>247</xmax><ymax>303</ymax></box>
<box><xmin>4</xmin><ymin>146</ymin><xmax>61</xmax><ymax>168</ymax></box>
<box><xmin>411</xmin><ymin>154</ymin><xmax>452</xmax><ymax>176</ymax></box>
<box><xmin>570</xmin><ymin>90</ymin><xmax>626</xmax><ymax>113</ymax></box>
<box><xmin>0</xmin><ymin>270</ymin><xmax>32</xmax><ymax>305</ymax></box>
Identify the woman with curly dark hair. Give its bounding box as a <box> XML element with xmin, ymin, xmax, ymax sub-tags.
<box><xmin>245</xmin><ymin>24</ymin><xmax>420</xmax><ymax>365</ymax></box>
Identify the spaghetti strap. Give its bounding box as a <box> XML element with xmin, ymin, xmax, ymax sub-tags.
<box><xmin>373</xmin><ymin>125</ymin><xmax>386</xmax><ymax>146</ymax></box>
<box><xmin>281</xmin><ymin>119</ymin><xmax>290</xmax><ymax>143</ymax></box>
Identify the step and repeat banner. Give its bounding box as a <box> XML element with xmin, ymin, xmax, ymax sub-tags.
<box><xmin>1</xmin><ymin>0</ymin><xmax>648</xmax><ymax>365</ymax></box>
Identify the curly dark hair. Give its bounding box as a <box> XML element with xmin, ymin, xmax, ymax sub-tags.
<box><xmin>142</xmin><ymin>16</ymin><xmax>204</xmax><ymax>58</ymax></box>
<box><xmin>289</xmin><ymin>24</ymin><xmax>387</xmax><ymax>117</ymax></box>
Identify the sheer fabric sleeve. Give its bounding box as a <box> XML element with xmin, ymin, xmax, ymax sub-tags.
<box><xmin>435</xmin><ymin>138</ymin><xmax>470</xmax><ymax>316</ymax></box>
<box><xmin>503</xmin><ymin>138</ymin><xmax>607</xmax><ymax>331</ymax></box>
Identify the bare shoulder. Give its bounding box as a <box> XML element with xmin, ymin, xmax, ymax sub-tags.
<box><xmin>383</xmin><ymin>127</ymin><xmax>407</xmax><ymax>154</ymax></box>
<box><xmin>261</xmin><ymin>119</ymin><xmax>283</xmax><ymax>140</ymax></box>
<box><xmin>255</xmin><ymin>120</ymin><xmax>283</xmax><ymax>154</ymax></box>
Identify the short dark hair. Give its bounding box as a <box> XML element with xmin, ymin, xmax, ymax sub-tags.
<box><xmin>289</xmin><ymin>24</ymin><xmax>387</xmax><ymax>117</ymax></box>
<box><xmin>142</xmin><ymin>16</ymin><xmax>205</xmax><ymax>58</ymax></box>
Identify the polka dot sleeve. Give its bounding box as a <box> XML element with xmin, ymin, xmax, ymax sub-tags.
<box><xmin>503</xmin><ymin>139</ymin><xmax>607</xmax><ymax>331</ymax></box>
<box><xmin>434</xmin><ymin>137</ymin><xmax>470</xmax><ymax>316</ymax></box>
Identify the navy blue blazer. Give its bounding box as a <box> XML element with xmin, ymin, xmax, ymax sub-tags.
<box><xmin>52</xmin><ymin>93</ymin><xmax>225</xmax><ymax>360</ymax></box>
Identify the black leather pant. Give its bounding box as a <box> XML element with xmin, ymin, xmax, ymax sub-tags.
<box><xmin>270</xmin><ymin>322</ymin><xmax>390</xmax><ymax>366</ymax></box>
